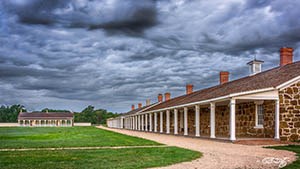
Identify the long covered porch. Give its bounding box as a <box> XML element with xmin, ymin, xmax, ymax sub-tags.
<box><xmin>118</xmin><ymin>90</ymin><xmax>280</xmax><ymax>141</ymax></box>
<box><xmin>18</xmin><ymin>119</ymin><xmax>74</xmax><ymax>127</ymax></box>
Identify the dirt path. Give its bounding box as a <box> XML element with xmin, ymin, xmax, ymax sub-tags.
<box><xmin>98</xmin><ymin>126</ymin><xmax>296</xmax><ymax>169</ymax></box>
<box><xmin>0</xmin><ymin>145</ymin><xmax>168</xmax><ymax>152</ymax></box>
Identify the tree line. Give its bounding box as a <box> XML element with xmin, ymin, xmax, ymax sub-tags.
<box><xmin>0</xmin><ymin>104</ymin><xmax>120</xmax><ymax>125</ymax></box>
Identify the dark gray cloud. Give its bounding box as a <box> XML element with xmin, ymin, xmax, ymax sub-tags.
<box><xmin>0</xmin><ymin>0</ymin><xmax>300</xmax><ymax>112</ymax></box>
<box><xmin>3</xmin><ymin>0</ymin><xmax>157</xmax><ymax>33</ymax></box>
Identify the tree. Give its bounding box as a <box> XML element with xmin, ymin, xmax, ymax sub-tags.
<box><xmin>0</xmin><ymin>105</ymin><xmax>25</xmax><ymax>122</ymax></box>
<box><xmin>74</xmin><ymin>105</ymin><xmax>119</xmax><ymax>124</ymax></box>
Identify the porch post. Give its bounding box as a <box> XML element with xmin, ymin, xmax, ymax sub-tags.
<box><xmin>121</xmin><ymin>117</ymin><xmax>124</xmax><ymax>129</ymax></box>
<box><xmin>195</xmin><ymin>105</ymin><xmax>200</xmax><ymax>137</ymax></box>
<box><xmin>132</xmin><ymin>117</ymin><xmax>134</xmax><ymax>130</ymax></box>
<box><xmin>135</xmin><ymin>116</ymin><xmax>138</xmax><ymax>130</ymax></box>
<box><xmin>174</xmin><ymin>109</ymin><xmax>178</xmax><ymax>135</ymax></box>
<box><xmin>166</xmin><ymin>110</ymin><xmax>170</xmax><ymax>134</ymax></box>
<box><xmin>230</xmin><ymin>99</ymin><xmax>236</xmax><ymax>141</ymax></box>
<box><xmin>149</xmin><ymin>113</ymin><xmax>153</xmax><ymax>132</ymax></box>
<box><xmin>184</xmin><ymin>107</ymin><xmax>188</xmax><ymax>136</ymax></box>
<box><xmin>141</xmin><ymin>115</ymin><xmax>144</xmax><ymax>131</ymax></box>
<box><xmin>138</xmin><ymin>115</ymin><xmax>141</xmax><ymax>130</ymax></box>
<box><xmin>154</xmin><ymin>112</ymin><xmax>158</xmax><ymax>132</ymax></box>
<box><xmin>210</xmin><ymin>102</ymin><xmax>216</xmax><ymax>138</ymax></box>
<box><xmin>145</xmin><ymin>114</ymin><xmax>148</xmax><ymax>131</ymax></box>
<box><xmin>160</xmin><ymin>111</ymin><xmax>163</xmax><ymax>133</ymax></box>
<box><xmin>275</xmin><ymin>99</ymin><xmax>280</xmax><ymax>139</ymax></box>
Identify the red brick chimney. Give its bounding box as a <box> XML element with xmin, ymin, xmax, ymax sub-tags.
<box><xmin>138</xmin><ymin>103</ymin><xmax>142</xmax><ymax>108</ymax></box>
<box><xmin>186</xmin><ymin>84</ymin><xmax>193</xmax><ymax>94</ymax></box>
<box><xmin>164</xmin><ymin>92</ymin><xmax>171</xmax><ymax>101</ymax></box>
<box><xmin>280</xmin><ymin>47</ymin><xmax>294</xmax><ymax>66</ymax></box>
<box><xmin>220</xmin><ymin>71</ymin><xmax>229</xmax><ymax>85</ymax></box>
<box><xmin>158</xmin><ymin>94</ymin><xmax>163</xmax><ymax>102</ymax></box>
<box><xmin>131</xmin><ymin>104</ymin><xmax>135</xmax><ymax>110</ymax></box>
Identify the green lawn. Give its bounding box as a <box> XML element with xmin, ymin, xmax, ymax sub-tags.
<box><xmin>0</xmin><ymin>127</ymin><xmax>160</xmax><ymax>148</ymax></box>
<box><xmin>0</xmin><ymin>147</ymin><xmax>201</xmax><ymax>169</ymax></box>
<box><xmin>0</xmin><ymin>127</ymin><xmax>201</xmax><ymax>168</ymax></box>
<box><xmin>268</xmin><ymin>145</ymin><xmax>300</xmax><ymax>169</ymax></box>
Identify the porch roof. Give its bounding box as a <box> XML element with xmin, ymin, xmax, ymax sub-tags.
<box><xmin>121</xmin><ymin>103</ymin><xmax>159</xmax><ymax>116</ymax></box>
<box><xmin>18</xmin><ymin>112</ymin><xmax>73</xmax><ymax>120</ymax></box>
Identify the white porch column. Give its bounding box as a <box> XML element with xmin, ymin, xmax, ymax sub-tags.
<box><xmin>195</xmin><ymin>105</ymin><xmax>200</xmax><ymax>137</ymax></box>
<box><xmin>210</xmin><ymin>102</ymin><xmax>216</xmax><ymax>138</ymax></box>
<box><xmin>275</xmin><ymin>99</ymin><xmax>280</xmax><ymax>139</ymax></box>
<box><xmin>130</xmin><ymin>117</ymin><xmax>132</xmax><ymax>129</ymax></box>
<box><xmin>184</xmin><ymin>107</ymin><xmax>188</xmax><ymax>136</ymax></box>
<box><xmin>121</xmin><ymin>117</ymin><xmax>124</xmax><ymax>129</ymax></box>
<box><xmin>135</xmin><ymin>116</ymin><xmax>138</xmax><ymax>130</ymax></box>
<box><xmin>154</xmin><ymin>112</ymin><xmax>158</xmax><ymax>132</ymax></box>
<box><xmin>145</xmin><ymin>114</ymin><xmax>148</xmax><ymax>131</ymax></box>
<box><xmin>138</xmin><ymin>115</ymin><xmax>141</xmax><ymax>130</ymax></box>
<box><xmin>149</xmin><ymin>113</ymin><xmax>153</xmax><ymax>132</ymax></box>
<box><xmin>141</xmin><ymin>114</ymin><xmax>144</xmax><ymax>131</ymax></box>
<box><xmin>18</xmin><ymin>120</ymin><xmax>20</xmax><ymax>126</ymax></box>
<box><xmin>160</xmin><ymin>111</ymin><xmax>163</xmax><ymax>133</ymax></box>
<box><xmin>174</xmin><ymin>109</ymin><xmax>178</xmax><ymax>135</ymax></box>
<box><xmin>132</xmin><ymin>117</ymin><xmax>135</xmax><ymax>130</ymax></box>
<box><xmin>180</xmin><ymin>111</ymin><xmax>184</xmax><ymax>132</ymax></box>
<box><xmin>166</xmin><ymin>110</ymin><xmax>170</xmax><ymax>134</ymax></box>
<box><xmin>230</xmin><ymin>99</ymin><xmax>236</xmax><ymax>141</ymax></box>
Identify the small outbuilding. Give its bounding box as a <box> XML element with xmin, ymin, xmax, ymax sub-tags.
<box><xmin>18</xmin><ymin>111</ymin><xmax>74</xmax><ymax>127</ymax></box>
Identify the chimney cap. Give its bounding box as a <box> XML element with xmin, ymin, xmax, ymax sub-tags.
<box><xmin>220</xmin><ymin>71</ymin><xmax>229</xmax><ymax>75</ymax></box>
<box><xmin>280</xmin><ymin>47</ymin><xmax>294</xmax><ymax>52</ymax></box>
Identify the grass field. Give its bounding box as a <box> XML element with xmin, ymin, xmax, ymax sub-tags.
<box><xmin>269</xmin><ymin>145</ymin><xmax>300</xmax><ymax>169</ymax></box>
<box><xmin>0</xmin><ymin>147</ymin><xmax>200</xmax><ymax>169</ymax></box>
<box><xmin>0</xmin><ymin>126</ymin><xmax>160</xmax><ymax>148</ymax></box>
<box><xmin>0</xmin><ymin>127</ymin><xmax>201</xmax><ymax>169</ymax></box>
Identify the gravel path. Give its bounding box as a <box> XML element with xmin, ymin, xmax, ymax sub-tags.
<box><xmin>98</xmin><ymin>126</ymin><xmax>296</xmax><ymax>169</ymax></box>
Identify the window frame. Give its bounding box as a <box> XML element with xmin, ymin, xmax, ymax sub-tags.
<box><xmin>254</xmin><ymin>101</ymin><xmax>264</xmax><ymax>129</ymax></box>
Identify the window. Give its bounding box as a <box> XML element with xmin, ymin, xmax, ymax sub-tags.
<box><xmin>255</xmin><ymin>104</ymin><xmax>264</xmax><ymax>128</ymax></box>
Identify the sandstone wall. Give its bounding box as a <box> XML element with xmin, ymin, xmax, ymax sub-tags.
<box><xmin>279</xmin><ymin>81</ymin><xmax>300</xmax><ymax>141</ymax></box>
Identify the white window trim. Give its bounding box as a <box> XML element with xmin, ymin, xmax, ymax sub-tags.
<box><xmin>254</xmin><ymin>101</ymin><xmax>264</xmax><ymax>129</ymax></box>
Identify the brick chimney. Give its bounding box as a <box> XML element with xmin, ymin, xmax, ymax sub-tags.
<box><xmin>131</xmin><ymin>105</ymin><xmax>135</xmax><ymax>110</ymax></box>
<box><xmin>138</xmin><ymin>103</ymin><xmax>142</xmax><ymax>108</ymax></box>
<box><xmin>186</xmin><ymin>84</ymin><xmax>193</xmax><ymax>94</ymax></box>
<box><xmin>146</xmin><ymin>99</ymin><xmax>150</xmax><ymax>106</ymax></box>
<box><xmin>158</xmin><ymin>94</ymin><xmax>163</xmax><ymax>102</ymax></box>
<box><xmin>220</xmin><ymin>71</ymin><xmax>229</xmax><ymax>85</ymax></box>
<box><xmin>164</xmin><ymin>92</ymin><xmax>171</xmax><ymax>101</ymax></box>
<box><xmin>280</xmin><ymin>47</ymin><xmax>293</xmax><ymax>66</ymax></box>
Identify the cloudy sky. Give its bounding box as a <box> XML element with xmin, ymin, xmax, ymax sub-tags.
<box><xmin>1</xmin><ymin>0</ymin><xmax>300</xmax><ymax>113</ymax></box>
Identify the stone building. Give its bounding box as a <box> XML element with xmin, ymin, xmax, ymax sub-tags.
<box><xmin>18</xmin><ymin>111</ymin><xmax>74</xmax><ymax>127</ymax></box>
<box><xmin>107</xmin><ymin>47</ymin><xmax>300</xmax><ymax>142</ymax></box>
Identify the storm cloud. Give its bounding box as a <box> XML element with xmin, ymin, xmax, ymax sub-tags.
<box><xmin>0</xmin><ymin>0</ymin><xmax>300</xmax><ymax>112</ymax></box>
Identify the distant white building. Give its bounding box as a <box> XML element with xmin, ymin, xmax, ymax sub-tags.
<box><xmin>18</xmin><ymin>111</ymin><xmax>74</xmax><ymax>127</ymax></box>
